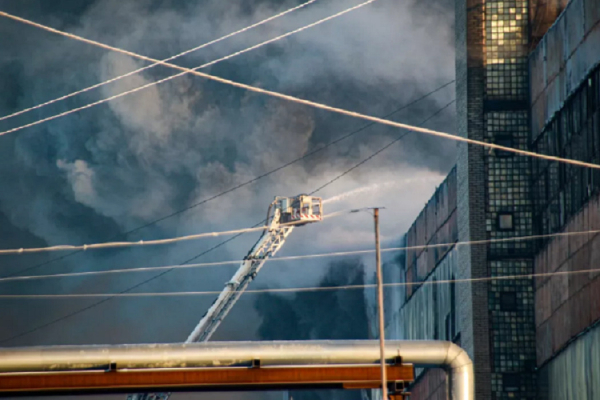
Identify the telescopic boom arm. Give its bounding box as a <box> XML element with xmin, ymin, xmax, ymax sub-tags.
<box><xmin>128</xmin><ymin>195</ymin><xmax>322</xmax><ymax>400</ymax></box>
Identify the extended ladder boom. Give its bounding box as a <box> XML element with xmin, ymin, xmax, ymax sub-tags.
<box><xmin>129</xmin><ymin>195</ymin><xmax>322</xmax><ymax>400</ymax></box>
<box><xmin>186</xmin><ymin>222</ymin><xmax>294</xmax><ymax>342</ymax></box>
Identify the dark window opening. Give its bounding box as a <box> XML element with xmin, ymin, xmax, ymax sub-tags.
<box><xmin>494</xmin><ymin>136</ymin><xmax>514</xmax><ymax>157</ymax></box>
<box><xmin>503</xmin><ymin>373</ymin><xmax>521</xmax><ymax>392</ymax></box>
<box><xmin>500</xmin><ymin>292</ymin><xmax>518</xmax><ymax>311</ymax></box>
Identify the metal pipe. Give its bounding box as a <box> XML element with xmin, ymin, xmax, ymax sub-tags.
<box><xmin>0</xmin><ymin>340</ymin><xmax>473</xmax><ymax>400</ymax></box>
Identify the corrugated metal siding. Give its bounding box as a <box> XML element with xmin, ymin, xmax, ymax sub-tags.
<box><xmin>529</xmin><ymin>0</ymin><xmax>600</xmax><ymax>138</ymax></box>
<box><xmin>409</xmin><ymin>369</ymin><xmax>446</xmax><ymax>400</ymax></box>
<box><xmin>535</xmin><ymin>194</ymin><xmax>600</xmax><ymax>365</ymax></box>
<box><xmin>539</xmin><ymin>322</ymin><xmax>600</xmax><ymax>400</ymax></box>
<box><xmin>404</xmin><ymin>168</ymin><xmax>457</xmax><ymax>300</ymax></box>
<box><xmin>375</xmin><ymin>168</ymin><xmax>458</xmax><ymax>400</ymax></box>
<box><xmin>399</xmin><ymin>249</ymin><xmax>457</xmax><ymax>379</ymax></box>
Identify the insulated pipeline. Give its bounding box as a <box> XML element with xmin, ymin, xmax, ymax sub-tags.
<box><xmin>0</xmin><ymin>340</ymin><xmax>473</xmax><ymax>400</ymax></box>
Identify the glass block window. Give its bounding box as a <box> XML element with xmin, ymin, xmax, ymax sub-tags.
<box><xmin>485</xmin><ymin>0</ymin><xmax>529</xmax><ymax>100</ymax></box>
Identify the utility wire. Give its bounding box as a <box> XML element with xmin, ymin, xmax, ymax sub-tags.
<box><xmin>0</xmin><ymin>0</ymin><xmax>318</xmax><ymax>122</ymax></box>
<box><xmin>1</xmin><ymin>10</ymin><xmax>598</xmax><ymax>170</ymax></box>
<box><xmin>4</xmin><ymin>80</ymin><xmax>454</xmax><ymax>279</ymax></box>
<box><xmin>0</xmin><ymin>0</ymin><xmax>377</xmax><ymax>137</ymax></box>
<box><xmin>0</xmin><ymin>209</ymin><xmax>347</xmax><ymax>256</ymax></box>
<box><xmin>2</xmin><ymin>227</ymin><xmax>599</xmax><ymax>284</ymax></box>
<box><xmin>0</xmin><ymin>101</ymin><xmax>451</xmax><ymax>343</ymax></box>
<box><xmin>0</xmin><ymin>226</ymin><xmax>268</xmax><ymax>256</ymax></box>
<box><xmin>1</xmin><ymin>265</ymin><xmax>597</xmax><ymax>299</ymax></box>
<box><xmin>0</xmin><ymin>222</ymin><xmax>263</xmax><ymax>345</ymax></box>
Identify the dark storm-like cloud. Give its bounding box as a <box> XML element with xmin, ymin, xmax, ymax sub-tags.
<box><xmin>254</xmin><ymin>259</ymin><xmax>368</xmax><ymax>400</ymax></box>
<box><xmin>0</xmin><ymin>0</ymin><xmax>455</xmax><ymax>350</ymax></box>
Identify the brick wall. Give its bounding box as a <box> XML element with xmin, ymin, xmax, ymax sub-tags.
<box><xmin>455</xmin><ymin>0</ymin><xmax>493</xmax><ymax>397</ymax></box>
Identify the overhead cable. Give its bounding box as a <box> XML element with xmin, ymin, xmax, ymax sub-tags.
<box><xmin>1</xmin><ymin>10</ymin><xmax>598</xmax><ymax>170</ymax></box>
<box><xmin>0</xmin><ymin>226</ymin><xmax>267</xmax><ymax>255</ymax></box>
<box><xmin>2</xmin><ymin>227</ymin><xmax>599</xmax><ymax>284</ymax></box>
<box><xmin>0</xmin><ymin>0</ymin><xmax>318</xmax><ymax>122</ymax></box>
<box><xmin>0</xmin><ymin>210</ymin><xmax>347</xmax><ymax>256</ymax></box>
<box><xmin>0</xmin><ymin>0</ymin><xmax>377</xmax><ymax>137</ymax></box>
<box><xmin>0</xmin><ymin>221</ymin><xmax>264</xmax><ymax>345</ymax></box>
<box><xmin>0</xmin><ymin>265</ymin><xmax>597</xmax><ymax>299</ymax></box>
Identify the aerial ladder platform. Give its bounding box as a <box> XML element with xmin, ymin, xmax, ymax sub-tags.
<box><xmin>128</xmin><ymin>195</ymin><xmax>323</xmax><ymax>400</ymax></box>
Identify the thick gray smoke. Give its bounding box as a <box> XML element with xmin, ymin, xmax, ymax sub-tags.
<box><xmin>0</xmin><ymin>0</ymin><xmax>455</xmax><ymax>372</ymax></box>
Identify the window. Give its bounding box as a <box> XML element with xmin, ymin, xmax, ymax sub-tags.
<box><xmin>500</xmin><ymin>292</ymin><xmax>517</xmax><ymax>311</ymax></box>
<box><xmin>498</xmin><ymin>213</ymin><xmax>514</xmax><ymax>230</ymax></box>
<box><xmin>494</xmin><ymin>136</ymin><xmax>514</xmax><ymax>157</ymax></box>
<box><xmin>504</xmin><ymin>373</ymin><xmax>521</xmax><ymax>391</ymax></box>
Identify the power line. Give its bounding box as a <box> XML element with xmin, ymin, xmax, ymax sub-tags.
<box><xmin>0</xmin><ymin>0</ymin><xmax>377</xmax><ymax>137</ymax></box>
<box><xmin>0</xmin><ymin>221</ymin><xmax>262</xmax><ymax>345</ymax></box>
<box><xmin>2</xmin><ymin>227</ymin><xmax>599</xmax><ymax>284</ymax></box>
<box><xmin>4</xmin><ymin>80</ymin><xmax>454</xmax><ymax>279</ymax></box>
<box><xmin>0</xmin><ymin>209</ymin><xmax>348</xmax><ymax>256</ymax></box>
<box><xmin>0</xmin><ymin>101</ymin><xmax>452</xmax><ymax>343</ymax></box>
<box><xmin>0</xmin><ymin>226</ymin><xmax>267</xmax><ymax>256</ymax></box>
<box><xmin>1</xmin><ymin>265</ymin><xmax>596</xmax><ymax>299</ymax></box>
<box><xmin>2</xmin><ymin>10</ymin><xmax>598</xmax><ymax>170</ymax></box>
<box><xmin>0</xmin><ymin>0</ymin><xmax>318</xmax><ymax>122</ymax></box>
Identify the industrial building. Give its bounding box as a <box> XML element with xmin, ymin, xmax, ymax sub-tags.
<box><xmin>370</xmin><ymin>0</ymin><xmax>600</xmax><ymax>399</ymax></box>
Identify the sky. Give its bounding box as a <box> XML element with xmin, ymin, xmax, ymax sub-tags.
<box><xmin>0</xmin><ymin>0</ymin><xmax>455</xmax><ymax>398</ymax></box>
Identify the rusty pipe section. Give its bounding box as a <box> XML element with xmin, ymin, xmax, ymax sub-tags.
<box><xmin>0</xmin><ymin>340</ymin><xmax>473</xmax><ymax>400</ymax></box>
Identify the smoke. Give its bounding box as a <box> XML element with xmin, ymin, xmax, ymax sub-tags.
<box><xmin>254</xmin><ymin>259</ymin><xmax>368</xmax><ymax>400</ymax></box>
<box><xmin>0</xmin><ymin>0</ymin><xmax>454</xmax><ymax>357</ymax></box>
<box><xmin>323</xmin><ymin>176</ymin><xmax>442</xmax><ymax>204</ymax></box>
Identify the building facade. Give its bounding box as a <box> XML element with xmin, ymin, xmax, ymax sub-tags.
<box><xmin>369</xmin><ymin>0</ymin><xmax>600</xmax><ymax>399</ymax></box>
<box><xmin>529</xmin><ymin>0</ymin><xmax>600</xmax><ymax>398</ymax></box>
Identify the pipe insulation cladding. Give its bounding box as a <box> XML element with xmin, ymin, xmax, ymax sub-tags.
<box><xmin>0</xmin><ymin>340</ymin><xmax>474</xmax><ymax>400</ymax></box>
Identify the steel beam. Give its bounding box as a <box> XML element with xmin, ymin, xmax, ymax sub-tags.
<box><xmin>0</xmin><ymin>340</ymin><xmax>474</xmax><ymax>400</ymax></box>
<box><xmin>0</xmin><ymin>364</ymin><xmax>413</xmax><ymax>396</ymax></box>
